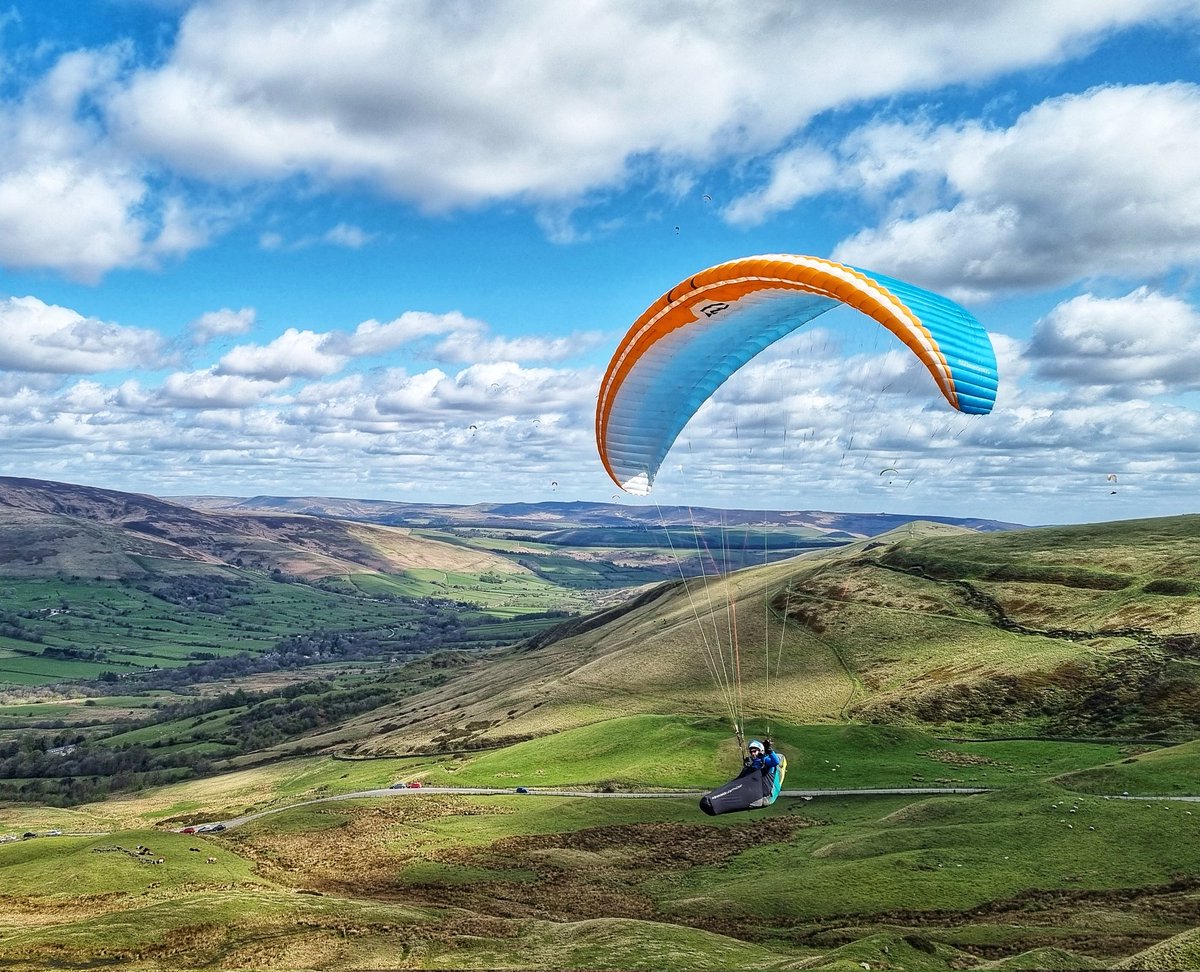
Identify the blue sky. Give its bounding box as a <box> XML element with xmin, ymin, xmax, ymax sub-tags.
<box><xmin>2</xmin><ymin>1</ymin><xmax>1200</xmax><ymax>525</ymax></box>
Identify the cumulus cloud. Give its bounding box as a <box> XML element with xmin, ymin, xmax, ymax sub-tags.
<box><xmin>723</xmin><ymin>146</ymin><xmax>839</xmax><ymax>227</ymax></box>
<box><xmin>806</xmin><ymin>83</ymin><xmax>1200</xmax><ymax>293</ymax></box>
<box><xmin>189</xmin><ymin>306</ymin><xmax>256</xmax><ymax>344</ymax></box>
<box><xmin>2</xmin><ymin>312</ymin><xmax>1197</xmax><ymax>521</ymax></box>
<box><xmin>0</xmin><ymin>49</ymin><xmax>210</xmax><ymax>281</ymax></box>
<box><xmin>217</xmin><ymin>328</ymin><xmax>347</xmax><ymax>380</ymax></box>
<box><xmin>340</xmin><ymin>311</ymin><xmax>597</xmax><ymax>364</ymax></box>
<box><xmin>104</xmin><ymin>0</ymin><xmax>1200</xmax><ymax>213</ymax></box>
<box><xmin>1027</xmin><ymin>288</ymin><xmax>1200</xmax><ymax>395</ymax></box>
<box><xmin>0</xmin><ymin>2</ymin><xmax>1196</xmax><ymax>276</ymax></box>
<box><xmin>171</xmin><ymin>309</ymin><xmax>600</xmax><ymax>389</ymax></box>
<box><xmin>0</xmin><ymin>296</ymin><xmax>167</xmax><ymax>373</ymax></box>
<box><xmin>374</xmin><ymin>362</ymin><xmax>595</xmax><ymax>418</ymax></box>
<box><xmin>430</xmin><ymin>331</ymin><xmax>596</xmax><ymax>365</ymax></box>
<box><xmin>156</xmin><ymin>368</ymin><xmax>286</xmax><ymax>407</ymax></box>
<box><xmin>341</xmin><ymin>312</ymin><xmax>480</xmax><ymax>355</ymax></box>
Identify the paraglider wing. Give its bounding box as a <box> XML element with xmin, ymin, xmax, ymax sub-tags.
<box><xmin>596</xmin><ymin>254</ymin><xmax>998</xmax><ymax>495</ymax></box>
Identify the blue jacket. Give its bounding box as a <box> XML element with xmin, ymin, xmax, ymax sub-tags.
<box><xmin>745</xmin><ymin>751</ymin><xmax>782</xmax><ymax>775</ymax></box>
<box><xmin>744</xmin><ymin>749</ymin><xmax>786</xmax><ymax>805</ymax></box>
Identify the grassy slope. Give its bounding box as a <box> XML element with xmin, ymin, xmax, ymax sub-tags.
<box><xmin>291</xmin><ymin>516</ymin><xmax>1200</xmax><ymax>756</ymax></box>
<box><xmin>0</xmin><ymin>477</ymin><xmax>534</xmax><ymax>582</ymax></box>
<box><xmin>1118</xmin><ymin>927</ymin><xmax>1200</xmax><ymax>970</ymax></box>
<box><xmin>3</xmin><ymin>515</ymin><xmax>1200</xmax><ymax>969</ymax></box>
<box><xmin>6</xmin><ymin>764</ymin><xmax>1195</xmax><ymax>969</ymax></box>
<box><xmin>5</xmin><ymin>716</ymin><xmax>1180</xmax><ymax>833</ymax></box>
<box><xmin>2</xmin><ymin>718</ymin><xmax>1198</xmax><ymax>967</ymax></box>
<box><xmin>1054</xmin><ymin>739</ymin><xmax>1200</xmax><ymax>796</ymax></box>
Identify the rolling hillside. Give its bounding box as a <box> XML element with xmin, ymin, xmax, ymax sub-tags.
<box><xmin>295</xmin><ymin>515</ymin><xmax>1200</xmax><ymax>756</ymax></box>
<box><xmin>3</xmin><ymin>501</ymin><xmax>1199</xmax><ymax>971</ymax></box>
<box><xmin>0</xmin><ymin>477</ymin><xmax>528</xmax><ymax>581</ymax></box>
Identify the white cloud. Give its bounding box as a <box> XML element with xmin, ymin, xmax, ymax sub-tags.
<box><xmin>339</xmin><ymin>311</ymin><xmax>597</xmax><ymax>364</ymax></box>
<box><xmin>217</xmin><ymin>327</ymin><xmax>346</xmax><ymax>380</ymax></box>
<box><xmin>723</xmin><ymin>146</ymin><xmax>839</xmax><ymax>227</ymax></box>
<box><xmin>2</xmin><ymin>2</ymin><xmax>1197</xmax><ymax>279</ymax></box>
<box><xmin>0</xmin><ymin>49</ymin><xmax>210</xmax><ymax>281</ymax></box>
<box><xmin>322</xmin><ymin>222</ymin><xmax>375</xmax><ymax>248</ymax></box>
<box><xmin>1028</xmin><ymin>288</ymin><xmax>1200</xmax><ymax>395</ymax></box>
<box><xmin>0</xmin><ymin>296</ymin><xmax>167</xmax><ymax>373</ymax></box>
<box><xmin>430</xmin><ymin>331</ymin><xmax>597</xmax><ymax>365</ymax></box>
<box><xmin>819</xmin><ymin>83</ymin><xmax>1200</xmax><ymax>293</ymax></box>
<box><xmin>156</xmin><ymin>368</ymin><xmax>285</xmax><ymax>407</ymax></box>
<box><xmin>3</xmin><ymin>320</ymin><xmax>1198</xmax><ymax>522</ymax></box>
<box><xmin>105</xmin><ymin>0</ymin><xmax>1200</xmax><ymax>212</ymax></box>
<box><xmin>257</xmin><ymin>222</ymin><xmax>377</xmax><ymax>251</ymax></box>
<box><xmin>342</xmin><ymin>311</ymin><xmax>480</xmax><ymax>355</ymax></box>
<box><xmin>189</xmin><ymin>306</ymin><xmax>256</xmax><ymax>344</ymax></box>
<box><xmin>374</xmin><ymin>362</ymin><xmax>595</xmax><ymax>418</ymax></box>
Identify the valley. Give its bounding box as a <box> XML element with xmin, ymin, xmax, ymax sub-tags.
<box><xmin>1</xmin><ymin>479</ymin><xmax>1198</xmax><ymax>969</ymax></box>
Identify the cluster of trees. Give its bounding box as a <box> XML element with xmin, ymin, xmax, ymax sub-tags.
<box><xmin>0</xmin><ymin>735</ymin><xmax>209</xmax><ymax>806</ymax></box>
<box><xmin>41</xmin><ymin>645</ymin><xmax>103</xmax><ymax>661</ymax></box>
<box><xmin>141</xmin><ymin>575</ymin><xmax>255</xmax><ymax>611</ymax></box>
<box><xmin>0</xmin><ymin>679</ymin><xmax>403</xmax><ymax>805</ymax></box>
<box><xmin>0</xmin><ymin>609</ymin><xmax>43</xmax><ymax>643</ymax></box>
<box><xmin>224</xmin><ymin>683</ymin><xmax>400</xmax><ymax>751</ymax></box>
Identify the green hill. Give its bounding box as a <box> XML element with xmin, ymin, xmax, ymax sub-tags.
<box><xmin>1</xmin><ymin>514</ymin><xmax>1199</xmax><ymax>969</ymax></box>
<box><xmin>0</xmin><ymin>475</ymin><xmax>529</xmax><ymax>581</ymax></box>
<box><xmin>289</xmin><ymin>516</ymin><xmax>1200</xmax><ymax>757</ymax></box>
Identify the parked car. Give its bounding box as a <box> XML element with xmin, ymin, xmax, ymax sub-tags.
<box><xmin>405</xmin><ymin>781</ymin><xmax>423</xmax><ymax>789</ymax></box>
<box><xmin>515</xmin><ymin>787</ymin><xmax>529</xmax><ymax>794</ymax></box>
<box><xmin>180</xmin><ymin>827</ymin><xmax>197</xmax><ymax>834</ymax></box>
<box><xmin>389</xmin><ymin>783</ymin><xmax>406</xmax><ymax>789</ymax></box>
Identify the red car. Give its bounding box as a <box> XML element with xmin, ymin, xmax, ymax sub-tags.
<box><xmin>405</xmin><ymin>781</ymin><xmax>423</xmax><ymax>789</ymax></box>
<box><xmin>180</xmin><ymin>827</ymin><xmax>196</xmax><ymax>834</ymax></box>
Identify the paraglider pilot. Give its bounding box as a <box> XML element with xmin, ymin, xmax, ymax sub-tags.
<box><xmin>699</xmin><ymin>737</ymin><xmax>787</xmax><ymax>816</ymax></box>
<box><xmin>744</xmin><ymin>738</ymin><xmax>781</xmax><ymax>777</ymax></box>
